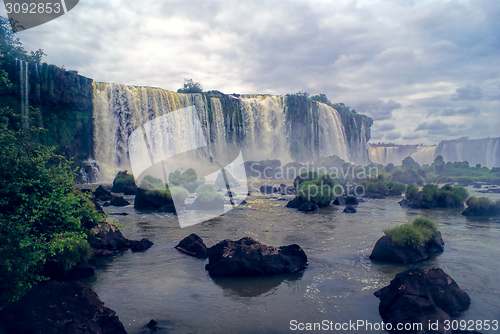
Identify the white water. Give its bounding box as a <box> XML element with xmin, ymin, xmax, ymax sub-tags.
<box><xmin>410</xmin><ymin>146</ymin><xmax>438</xmax><ymax>165</ymax></box>
<box><xmin>239</xmin><ymin>95</ymin><xmax>292</xmax><ymax>163</ymax></box>
<box><xmin>317</xmin><ymin>103</ymin><xmax>349</xmax><ymax>161</ymax></box>
<box><xmin>17</xmin><ymin>59</ymin><xmax>29</xmax><ymax>128</ymax></box>
<box><xmin>92</xmin><ymin>85</ymin><xmax>359</xmax><ymax>181</ymax></box>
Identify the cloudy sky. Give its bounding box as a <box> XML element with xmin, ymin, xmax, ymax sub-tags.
<box><xmin>3</xmin><ymin>0</ymin><xmax>499</xmax><ymax>145</ymax></box>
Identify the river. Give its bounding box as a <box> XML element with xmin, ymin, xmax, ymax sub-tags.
<box><xmin>81</xmin><ymin>184</ymin><xmax>500</xmax><ymax>333</ymax></box>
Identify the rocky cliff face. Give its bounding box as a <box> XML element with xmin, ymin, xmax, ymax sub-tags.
<box><xmin>1</xmin><ymin>59</ymin><xmax>93</xmax><ymax>163</ymax></box>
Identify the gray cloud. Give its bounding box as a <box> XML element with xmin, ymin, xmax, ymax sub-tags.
<box><xmin>351</xmin><ymin>99</ymin><xmax>401</xmax><ymax>121</ymax></box>
<box><xmin>451</xmin><ymin>85</ymin><xmax>484</xmax><ymax>101</ymax></box>
<box><xmin>415</xmin><ymin>120</ymin><xmax>455</xmax><ymax>135</ymax></box>
<box><xmin>385</xmin><ymin>131</ymin><xmax>401</xmax><ymax>140</ymax></box>
<box><xmin>375</xmin><ymin>123</ymin><xmax>396</xmax><ymax>132</ymax></box>
<box><xmin>6</xmin><ymin>0</ymin><xmax>500</xmax><ymax>145</ymax></box>
<box><xmin>441</xmin><ymin>106</ymin><xmax>480</xmax><ymax>116</ymax></box>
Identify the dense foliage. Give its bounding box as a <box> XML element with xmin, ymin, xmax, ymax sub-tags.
<box><xmin>464</xmin><ymin>197</ymin><xmax>500</xmax><ymax>216</ymax></box>
<box><xmin>0</xmin><ymin>125</ymin><xmax>103</xmax><ymax>308</ymax></box>
<box><xmin>384</xmin><ymin>217</ymin><xmax>439</xmax><ymax>250</ymax></box>
<box><xmin>297</xmin><ymin>175</ymin><xmax>340</xmax><ymax>207</ymax></box>
<box><xmin>177</xmin><ymin>78</ymin><xmax>203</xmax><ymax>93</ymax></box>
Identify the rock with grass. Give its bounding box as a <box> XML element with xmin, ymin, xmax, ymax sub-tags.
<box><xmin>175</xmin><ymin>233</ymin><xmax>208</xmax><ymax>258</ymax></box>
<box><xmin>462</xmin><ymin>196</ymin><xmax>500</xmax><ymax>216</ymax></box>
<box><xmin>187</xmin><ymin>184</ymin><xmax>224</xmax><ymax>211</ymax></box>
<box><xmin>205</xmin><ymin>237</ymin><xmax>308</xmax><ymax>276</ymax></box>
<box><xmin>111</xmin><ymin>170</ymin><xmax>137</xmax><ymax>195</ymax></box>
<box><xmin>370</xmin><ymin>217</ymin><xmax>444</xmax><ymax>264</ymax></box>
<box><xmin>374</xmin><ymin>268</ymin><xmax>471</xmax><ymax>334</ymax></box>
<box><xmin>399</xmin><ymin>183</ymin><xmax>468</xmax><ymax>209</ymax></box>
<box><xmin>0</xmin><ymin>281</ymin><xmax>127</xmax><ymax>334</ymax></box>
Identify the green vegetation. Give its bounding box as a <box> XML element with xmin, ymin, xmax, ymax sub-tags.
<box><xmin>378</xmin><ymin>155</ymin><xmax>500</xmax><ymax>186</ymax></box>
<box><xmin>195</xmin><ymin>184</ymin><xmax>223</xmax><ymax>204</ymax></box>
<box><xmin>177</xmin><ymin>78</ymin><xmax>203</xmax><ymax>93</ymax></box>
<box><xmin>297</xmin><ymin>175</ymin><xmax>340</xmax><ymax>207</ymax></box>
<box><xmin>0</xmin><ymin>125</ymin><xmax>103</xmax><ymax>308</ymax></box>
<box><xmin>111</xmin><ymin>170</ymin><xmax>136</xmax><ymax>193</ymax></box>
<box><xmin>405</xmin><ymin>184</ymin><xmax>419</xmax><ymax>200</ymax></box>
<box><xmin>169</xmin><ymin>186</ymin><xmax>189</xmax><ymax>203</ymax></box>
<box><xmin>169</xmin><ymin>168</ymin><xmax>205</xmax><ymax>193</ymax></box>
<box><xmin>464</xmin><ymin>196</ymin><xmax>500</xmax><ymax>216</ymax></box>
<box><xmin>384</xmin><ymin>217</ymin><xmax>439</xmax><ymax>250</ymax></box>
<box><xmin>404</xmin><ymin>183</ymin><xmax>469</xmax><ymax>207</ymax></box>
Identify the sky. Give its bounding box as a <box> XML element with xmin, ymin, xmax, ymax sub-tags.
<box><xmin>3</xmin><ymin>0</ymin><xmax>499</xmax><ymax>145</ymax></box>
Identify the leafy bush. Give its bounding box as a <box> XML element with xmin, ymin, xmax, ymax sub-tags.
<box><xmin>384</xmin><ymin>216</ymin><xmax>439</xmax><ymax>250</ymax></box>
<box><xmin>405</xmin><ymin>184</ymin><xmax>419</xmax><ymax>200</ymax></box>
<box><xmin>195</xmin><ymin>183</ymin><xmax>223</xmax><ymax>204</ymax></box>
<box><xmin>465</xmin><ymin>196</ymin><xmax>500</xmax><ymax>215</ymax></box>
<box><xmin>366</xmin><ymin>182</ymin><xmax>378</xmax><ymax>193</ymax></box>
<box><xmin>169</xmin><ymin>186</ymin><xmax>189</xmax><ymax>203</ymax></box>
<box><xmin>377</xmin><ymin>181</ymin><xmax>389</xmax><ymax>193</ymax></box>
<box><xmin>0</xmin><ymin>126</ymin><xmax>102</xmax><ymax>307</ymax></box>
<box><xmin>421</xmin><ymin>184</ymin><xmax>438</xmax><ymax>202</ymax></box>
<box><xmin>140</xmin><ymin>175</ymin><xmax>165</xmax><ymax>190</ymax></box>
<box><xmin>437</xmin><ymin>184</ymin><xmax>469</xmax><ymax>203</ymax></box>
<box><xmin>388</xmin><ymin>182</ymin><xmax>406</xmax><ymax>196</ymax></box>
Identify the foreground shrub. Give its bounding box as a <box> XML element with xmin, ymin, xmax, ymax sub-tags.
<box><xmin>0</xmin><ymin>126</ymin><xmax>103</xmax><ymax>307</ymax></box>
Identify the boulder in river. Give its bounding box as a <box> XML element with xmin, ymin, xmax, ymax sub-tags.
<box><xmin>370</xmin><ymin>232</ymin><xmax>444</xmax><ymax>264</ymax></box>
<box><xmin>298</xmin><ymin>201</ymin><xmax>319</xmax><ymax>212</ymax></box>
<box><xmin>343</xmin><ymin>205</ymin><xmax>356</xmax><ymax>213</ymax></box>
<box><xmin>278</xmin><ymin>184</ymin><xmax>295</xmax><ymax>195</ymax></box>
<box><xmin>205</xmin><ymin>237</ymin><xmax>307</xmax><ymax>276</ymax></box>
<box><xmin>111</xmin><ymin>170</ymin><xmax>137</xmax><ymax>195</ymax></box>
<box><xmin>109</xmin><ymin>196</ymin><xmax>130</xmax><ymax>207</ymax></box>
<box><xmin>88</xmin><ymin>222</ymin><xmax>153</xmax><ymax>254</ymax></box>
<box><xmin>260</xmin><ymin>185</ymin><xmax>278</xmax><ymax>194</ymax></box>
<box><xmin>134</xmin><ymin>188</ymin><xmax>176</xmax><ymax>212</ymax></box>
<box><xmin>0</xmin><ymin>281</ymin><xmax>127</xmax><ymax>334</ymax></box>
<box><xmin>94</xmin><ymin>185</ymin><xmax>114</xmax><ymax>201</ymax></box>
<box><xmin>374</xmin><ymin>268</ymin><xmax>471</xmax><ymax>334</ymax></box>
<box><xmin>175</xmin><ymin>233</ymin><xmax>208</xmax><ymax>258</ymax></box>
<box><xmin>285</xmin><ymin>197</ymin><xmax>307</xmax><ymax>209</ymax></box>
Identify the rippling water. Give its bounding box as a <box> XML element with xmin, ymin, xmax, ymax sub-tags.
<box><xmin>81</xmin><ymin>184</ymin><xmax>500</xmax><ymax>333</ymax></box>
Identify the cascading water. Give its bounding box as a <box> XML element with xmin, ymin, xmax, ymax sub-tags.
<box><xmin>316</xmin><ymin>103</ymin><xmax>349</xmax><ymax>160</ymax></box>
<box><xmin>92</xmin><ymin>84</ymin><xmax>366</xmax><ymax>181</ymax></box>
<box><xmin>239</xmin><ymin>95</ymin><xmax>291</xmax><ymax>163</ymax></box>
<box><xmin>17</xmin><ymin>59</ymin><xmax>29</xmax><ymax>128</ymax></box>
<box><xmin>410</xmin><ymin>146</ymin><xmax>438</xmax><ymax>165</ymax></box>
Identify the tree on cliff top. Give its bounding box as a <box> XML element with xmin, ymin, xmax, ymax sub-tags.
<box><xmin>177</xmin><ymin>78</ymin><xmax>203</xmax><ymax>93</ymax></box>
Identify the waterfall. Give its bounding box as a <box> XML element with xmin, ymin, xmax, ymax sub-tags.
<box><xmin>239</xmin><ymin>95</ymin><xmax>291</xmax><ymax>163</ymax></box>
<box><xmin>316</xmin><ymin>103</ymin><xmax>349</xmax><ymax>161</ymax></box>
<box><xmin>436</xmin><ymin>137</ymin><xmax>500</xmax><ymax>168</ymax></box>
<box><xmin>410</xmin><ymin>146</ymin><xmax>438</xmax><ymax>165</ymax></box>
<box><xmin>92</xmin><ymin>84</ymin><xmax>364</xmax><ymax>181</ymax></box>
<box><xmin>17</xmin><ymin>59</ymin><xmax>29</xmax><ymax>128</ymax></box>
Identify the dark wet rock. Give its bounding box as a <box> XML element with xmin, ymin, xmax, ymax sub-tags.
<box><xmin>343</xmin><ymin>205</ymin><xmax>356</xmax><ymax>213</ymax></box>
<box><xmin>260</xmin><ymin>185</ymin><xmax>278</xmax><ymax>194</ymax></box>
<box><xmin>139</xmin><ymin>319</ymin><xmax>159</xmax><ymax>333</ymax></box>
<box><xmin>88</xmin><ymin>222</ymin><xmax>153</xmax><ymax>254</ymax></box>
<box><xmin>298</xmin><ymin>201</ymin><xmax>319</xmax><ymax>212</ymax></box>
<box><xmin>0</xmin><ymin>281</ymin><xmax>127</xmax><ymax>334</ymax></box>
<box><xmin>111</xmin><ymin>171</ymin><xmax>137</xmax><ymax>195</ymax></box>
<box><xmin>109</xmin><ymin>196</ymin><xmax>130</xmax><ymax>207</ymax></box>
<box><xmin>333</xmin><ymin>196</ymin><xmax>359</xmax><ymax>206</ymax></box>
<box><xmin>370</xmin><ymin>233</ymin><xmax>444</xmax><ymax>264</ymax></box>
<box><xmin>187</xmin><ymin>196</ymin><xmax>224</xmax><ymax>211</ymax></box>
<box><xmin>374</xmin><ymin>268</ymin><xmax>471</xmax><ymax>334</ymax></box>
<box><xmin>102</xmin><ymin>201</ymin><xmax>111</xmax><ymax>207</ymax></box>
<box><xmin>108</xmin><ymin>212</ymin><xmax>129</xmax><ymax>216</ymax></box>
<box><xmin>278</xmin><ymin>184</ymin><xmax>295</xmax><ymax>195</ymax></box>
<box><xmin>134</xmin><ymin>188</ymin><xmax>176</xmax><ymax>212</ymax></box>
<box><xmin>131</xmin><ymin>238</ymin><xmax>154</xmax><ymax>252</ymax></box>
<box><xmin>43</xmin><ymin>261</ymin><xmax>95</xmax><ymax>281</ymax></box>
<box><xmin>175</xmin><ymin>234</ymin><xmax>208</xmax><ymax>258</ymax></box>
<box><xmin>94</xmin><ymin>185</ymin><xmax>113</xmax><ymax>201</ymax></box>
<box><xmin>285</xmin><ymin>197</ymin><xmax>307</xmax><ymax>209</ymax></box>
<box><xmin>205</xmin><ymin>237</ymin><xmax>307</xmax><ymax>277</ymax></box>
